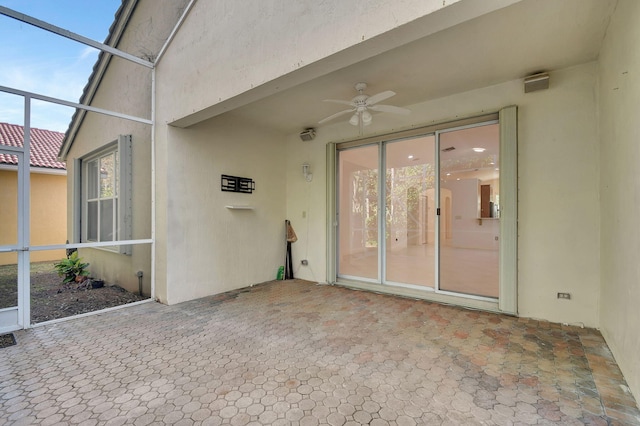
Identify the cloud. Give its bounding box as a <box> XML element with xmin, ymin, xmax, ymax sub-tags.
<box><xmin>0</xmin><ymin>44</ymin><xmax>99</xmax><ymax>131</ymax></box>
<box><xmin>0</xmin><ymin>1</ymin><xmax>120</xmax><ymax>132</ymax></box>
<box><xmin>30</xmin><ymin>102</ymin><xmax>75</xmax><ymax>132</ymax></box>
<box><xmin>79</xmin><ymin>46</ymin><xmax>98</xmax><ymax>60</ymax></box>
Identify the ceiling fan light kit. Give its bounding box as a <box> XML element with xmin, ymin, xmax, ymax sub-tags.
<box><xmin>318</xmin><ymin>82</ymin><xmax>410</xmax><ymax>131</ymax></box>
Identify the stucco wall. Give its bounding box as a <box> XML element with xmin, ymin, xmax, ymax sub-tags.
<box><xmin>66</xmin><ymin>116</ymin><xmax>152</xmax><ymax>295</ymax></box>
<box><xmin>287</xmin><ymin>62</ymin><xmax>601</xmax><ymax>327</ymax></box>
<box><xmin>65</xmin><ymin>60</ymin><xmax>153</xmax><ymax>293</ymax></box>
<box><xmin>63</xmin><ymin>0</ymin><xmax>190</xmax><ymax>294</ymax></box>
<box><xmin>155</xmin><ymin>116</ymin><xmax>286</xmax><ymax>305</ymax></box>
<box><xmin>159</xmin><ymin>0</ymin><xmax>528</xmax><ymax>127</ymax></box>
<box><xmin>598</xmin><ymin>0</ymin><xmax>640</xmax><ymax>403</ymax></box>
<box><xmin>0</xmin><ymin>170</ymin><xmax>67</xmax><ymax>265</ymax></box>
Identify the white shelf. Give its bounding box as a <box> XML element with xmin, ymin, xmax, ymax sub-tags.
<box><xmin>225</xmin><ymin>205</ymin><xmax>254</xmax><ymax>210</ymax></box>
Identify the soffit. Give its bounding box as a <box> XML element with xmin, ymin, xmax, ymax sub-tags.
<box><xmin>221</xmin><ymin>0</ymin><xmax>615</xmax><ymax>135</ymax></box>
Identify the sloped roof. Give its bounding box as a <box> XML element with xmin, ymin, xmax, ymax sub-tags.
<box><xmin>0</xmin><ymin>122</ymin><xmax>66</xmax><ymax>170</ymax></box>
<box><xmin>59</xmin><ymin>0</ymin><xmax>134</xmax><ymax>160</ymax></box>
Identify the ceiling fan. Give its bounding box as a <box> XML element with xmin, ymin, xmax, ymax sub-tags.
<box><xmin>318</xmin><ymin>82</ymin><xmax>411</xmax><ymax>129</ymax></box>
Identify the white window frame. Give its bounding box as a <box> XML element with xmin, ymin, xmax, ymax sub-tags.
<box><xmin>77</xmin><ymin>135</ymin><xmax>132</xmax><ymax>255</ymax></box>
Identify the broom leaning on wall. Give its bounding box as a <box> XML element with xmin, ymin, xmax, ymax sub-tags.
<box><xmin>285</xmin><ymin>220</ymin><xmax>297</xmax><ymax>279</ymax></box>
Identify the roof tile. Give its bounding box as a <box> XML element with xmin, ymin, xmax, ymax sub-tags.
<box><xmin>0</xmin><ymin>122</ymin><xmax>66</xmax><ymax>170</ymax></box>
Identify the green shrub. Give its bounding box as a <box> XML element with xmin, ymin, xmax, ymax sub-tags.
<box><xmin>54</xmin><ymin>252</ymin><xmax>90</xmax><ymax>284</ymax></box>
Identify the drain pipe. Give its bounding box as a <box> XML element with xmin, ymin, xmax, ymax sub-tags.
<box><xmin>136</xmin><ymin>271</ymin><xmax>143</xmax><ymax>296</ymax></box>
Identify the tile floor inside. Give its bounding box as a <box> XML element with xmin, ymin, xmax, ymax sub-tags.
<box><xmin>1</xmin><ymin>280</ymin><xmax>639</xmax><ymax>425</ymax></box>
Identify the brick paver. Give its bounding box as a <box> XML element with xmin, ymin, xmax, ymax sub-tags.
<box><xmin>1</xmin><ymin>280</ymin><xmax>638</xmax><ymax>424</ymax></box>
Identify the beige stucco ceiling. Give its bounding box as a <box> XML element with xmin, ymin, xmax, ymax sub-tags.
<box><xmin>220</xmin><ymin>0</ymin><xmax>615</xmax><ymax>136</ymax></box>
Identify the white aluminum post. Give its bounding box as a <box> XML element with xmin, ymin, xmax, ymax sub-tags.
<box><xmin>20</xmin><ymin>97</ymin><xmax>31</xmax><ymax>328</ymax></box>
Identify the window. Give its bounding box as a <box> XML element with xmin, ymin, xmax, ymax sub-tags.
<box><xmin>76</xmin><ymin>135</ymin><xmax>132</xmax><ymax>254</ymax></box>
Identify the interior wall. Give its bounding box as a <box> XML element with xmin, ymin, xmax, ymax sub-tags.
<box><xmin>287</xmin><ymin>61</ymin><xmax>601</xmax><ymax>327</ymax></box>
<box><xmin>160</xmin><ymin>115</ymin><xmax>287</xmax><ymax>304</ymax></box>
<box><xmin>441</xmin><ymin>178</ymin><xmax>498</xmax><ymax>250</ymax></box>
<box><xmin>598</xmin><ymin>0</ymin><xmax>640</xmax><ymax>403</ymax></box>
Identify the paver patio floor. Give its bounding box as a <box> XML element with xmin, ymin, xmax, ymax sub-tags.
<box><xmin>1</xmin><ymin>280</ymin><xmax>639</xmax><ymax>425</ymax></box>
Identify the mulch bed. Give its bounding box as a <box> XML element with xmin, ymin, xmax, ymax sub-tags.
<box><xmin>30</xmin><ymin>275</ymin><xmax>146</xmax><ymax>324</ymax></box>
<box><xmin>0</xmin><ymin>262</ymin><xmax>146</xmax><ymax>325</ymax></box>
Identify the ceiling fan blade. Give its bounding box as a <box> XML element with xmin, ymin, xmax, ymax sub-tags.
<box><xmin>323</xmin><ymin>99</ymin><xmax>354</xmax><ymax>106</ymax></box>
<box><xmin>365</xmin><ymin>90</ymin><xmax>396</xmax><ymax>106</ymax></box>
<box><xmin>369</xmin><ymin>104</ymin><xmax>411</xmax><ymax>115</ymax></box>
<box><xmin>318</xmin><ymin>108</ymin><xmax>354</xmax><ymax>124</ymax></box>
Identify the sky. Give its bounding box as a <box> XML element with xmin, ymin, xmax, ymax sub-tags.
<box><xmin>0</xmin><ymin>0</ymin><xmax>122</xmax><ymax>132</ymax></box>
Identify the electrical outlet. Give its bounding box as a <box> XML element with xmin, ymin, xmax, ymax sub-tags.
<box><xmin>302</xmin><ymin>211</ymin><xmax>306</xmax><ymax>218</ymax></box>
<box><xmin>557</xmin><ymin>292</ymin><xmax>571</xmax><ymax>300</ymax></box>
<box><xmin>301</xmin><ymin>259</ymin><xmax>308</xmax><ymax>265</ymax></box>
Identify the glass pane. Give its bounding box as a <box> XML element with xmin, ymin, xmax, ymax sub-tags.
<box><xmin>115</xmin><ymin>149</ymin><xmax>119</xmax><ymax>197</ymax></box>
<box><xmin>100</xmin><ymin>153</ymin><xmax>115</xmax><ymax>198</ymax></box>
<box><xmin>87</xmin><ymin>159</ymin><xmax>99</xmax><ymax>199</ymax></box>
<box><xmin>100</xmin><ymin>199</ymin><xmax>114</xmax><ymax>241</ymax></box>
<box><xmin>338</xmin><ymin>145</ymin><xmax>379</xmax><ymax>280</ymax></box>
<box><xmin>439</xmin><ymin>124</ymin><xmax>499</xmax><ymax>298</ymax></box>
<box><xmin>87</xmin><ymin>201</ymin><xmax>98</xmax><ymax>241</ymax></box>
<box><xmin>385</xmin><ymin>136</ymin><xmax>436</xmax><ymax>287</ymax></box>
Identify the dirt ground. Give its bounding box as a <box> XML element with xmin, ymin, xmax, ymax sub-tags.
<box><xmin>1</xmin><ymin>262</ymin><xmax>146</xmax><ymax>324</ymax></box>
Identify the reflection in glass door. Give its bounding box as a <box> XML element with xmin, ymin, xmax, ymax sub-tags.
<box><xmin>385</xmin><ymin>136</ymin><xmax>436</xmax><ymax>287</ymax></box>
<box><xmin>336</xmin><ymin>121</ymin><xmax>500</xmax><ymax>300</ymax></box>
<box><xmin>438</xmin><ymin>124</ymin><xmax>500</xmax><ymax>298</ymax></box>
<box><xmin>338</xmin><ymin>145</ymin><xmax>379</xmax><ymax>280</ymax></box>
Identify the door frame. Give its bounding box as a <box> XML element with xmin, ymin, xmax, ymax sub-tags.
<box><xmin>327</xmin><ymin>107</ymin><xmax>518</xmax><ymax>315</ymax></box>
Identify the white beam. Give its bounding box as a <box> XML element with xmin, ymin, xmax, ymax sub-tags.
<box><xmin>0</xmin><ymin>6</ymin><xmax>154</xmax><ymax>69</ymax></box>
<box><xmin>0</xmin><ymin>85</ymin><xmax>152</xmax><ymax>125</ymax></box>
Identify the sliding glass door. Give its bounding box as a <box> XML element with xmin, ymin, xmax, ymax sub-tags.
<box><xmin>438</xmin><ymin>124</ymin><xmax>500</xmax><ymax>298</ymax></box>
<box><xmin>338</xmin><ymin>144</ymin><xmax>379</xmax><ymax>281</ymax></box>
<box><xmin>384</xmin><ymin>136</ymin><xmax>436</xmax><ymax>288</ymax></box>
<box><xmin>336</xmin><ymin>121</ymin><xmax>500</xmax><ymax>301</ymax></box>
